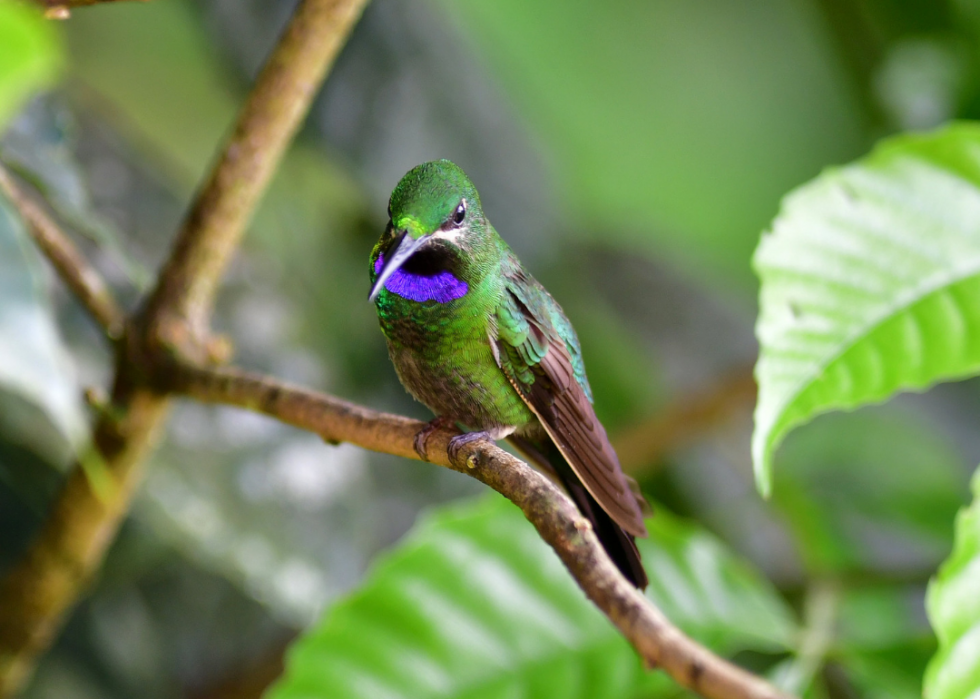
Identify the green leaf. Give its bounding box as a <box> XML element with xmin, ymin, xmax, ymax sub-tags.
<box><xmin>0</xmin><ymin>0</ymin><xmax>61</xmax><ymax>129</ymax></box>
<box><xmin>0</xmin><ymin>195</ymin><xmax>85</xmax><ymax>462</ymax></box>
<box><xmin>266</xmin><ymin>494</ymin><xmax>794</xmax><ymax>699</ymax></box>
<box><xmin>753</xmin><ymin>122</ymin><xmax>980</xmax><ymax>495</ymax></box>
<box><xmin>925</xmin><ymin>467</ymin><xmax>980</xmax><ymax>699</ymax></box>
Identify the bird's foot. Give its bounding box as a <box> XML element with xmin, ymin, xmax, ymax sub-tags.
<box><xmin>447</xmin><ymin>431</ymin><xmax>493</xmax><ymax>466</ymax></box>
<box><xmin>413</xmin><ymin>416</ymin><xmax>458</xmax><ymax>461</ymax></box>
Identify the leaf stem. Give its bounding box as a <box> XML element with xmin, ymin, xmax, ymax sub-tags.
<box><xmin>778</xmin><ymin>579</ymin><xmax>841</xmax><ymax>695</ymax></box>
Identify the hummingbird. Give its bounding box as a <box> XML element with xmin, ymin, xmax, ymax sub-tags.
<box><xmin>369</xmin><ymin>160</ymin><xmax>649</xmax><ymax>588</ymax></box>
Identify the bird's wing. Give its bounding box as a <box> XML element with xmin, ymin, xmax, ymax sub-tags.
<box><xmin>492</xmin><ymin>260</ymin><xmax>647</xmax><ymax>538</ymax></box>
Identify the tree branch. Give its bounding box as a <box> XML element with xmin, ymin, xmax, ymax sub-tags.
<box><xmin>142</xmin><ymin>0</ymin><xmax>369</xmax><ymax>358</ymax></box>
<box><xmin>0</xmin><ymin>384</ymin><xmax>169</xmax><ymax>697</ymax></box>
<box><xmin>171</xmin><ymin>364</ymin><xmax>793</xmax><ymax>699</ymax></box>
<box><xmin>0</xmin><ymin>183</ymin><xmax>789</xmax><ymax>696</ymax></box>
<box><xmin>0</xmin><ymin>163</ymin><xmax>124</xmax><ymax>338</ymax></box>
<box><xmin>0</xmin><ymin>1</ymin><xmax>366</xmax><ymax>695</ymax></box>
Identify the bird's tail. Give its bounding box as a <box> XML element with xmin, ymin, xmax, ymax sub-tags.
<box><xmin>508</xmin><ymin>435</ymin><xmax>649</xmax><ymax>589</ymax></box>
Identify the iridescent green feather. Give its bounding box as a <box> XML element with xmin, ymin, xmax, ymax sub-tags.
<box><xmin>495</xmin><ymin>255</ymin><xmax>594</xmax><ymax>404</ymax></box>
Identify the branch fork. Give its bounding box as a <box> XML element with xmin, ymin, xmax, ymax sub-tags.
<box><xmin>1</xmin><ymin>1</ymin><xmax>793</xmax><ymax>698</ymax></box>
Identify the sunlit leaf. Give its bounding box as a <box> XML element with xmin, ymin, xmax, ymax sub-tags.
<box><xmin>267</xmin><ymin>494</ymin><xmax>794</xmax><ymax>699</ymax></box>
<box><xmin>0</xmin><ymin>0</ymin><xmax>61</xmax><ymax>129</ymax></box>
<box><xmin>753</xmin><ymin>123</ymin><xmax>980</xmax><ymax>495</ymax></box>
<box><xmin>925</xmin><ymin>467</ymin><xmax>980</xmax><ymax>699</ymax></box>
<box><xmin>0</xmin><ymin>196</ymin><xmax>85</xmax><ymax>462</ymax></box>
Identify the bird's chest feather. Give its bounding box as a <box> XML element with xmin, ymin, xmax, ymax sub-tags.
<box><xmin>376</xmin><ymin>289</ymin><xmax>533</xmax><ymax>429</ymax></box>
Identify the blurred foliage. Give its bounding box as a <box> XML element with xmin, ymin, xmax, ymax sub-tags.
<box><xmin>925</xmin><ymin>468</ymin><xmax>980</xmax><ymax>699</ymax></box>
<box><xmin>0</xmin><ymin>185</ymin><xmax>84</xmax><ymax>465</ymax></box>
<box><xmin>0</xmin><ymin>0</ymin><xmax>77</xmax><ymax>463</ymax></box>
<box><xmin>774</xmin><ymin>410</ymin><xmax>968</xmax><ymax>575</ymax></box>
<box><xmin>835</xmin><ymin>584</ymin><xmax>937</xmax><ymax>699</ymax></box>
<box><xmin>268</xmin><ymin>494</ymin><xmax>793</xmax><ymax>699</ymax></box>
<box><xmin>0</xmin><ymin>1</ymin><xmax>979</xmax><ymax>699</ymax></box>
<box><xmin>0</xmin><ymin>0</ymin><xmax>61</xmax><ymax>127</ymax></box>
<box><xmin>441</xmin><ymin>0</ymin><xmax>869</xmax><ymax>294</ymax></box>
<box><xmin>2</xmin><ymin>97</ymin><xmax>148</xmax><ymax>287</ymax></box>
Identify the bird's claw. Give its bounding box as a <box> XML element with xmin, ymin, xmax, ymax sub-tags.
<box><xmin>413</xmin><ymin>416</ymin><xmax>457</xmax><ymax>461</ymax></box>
<box><xmin>447</xmin><ymin>431</ymin><xmax>492</xmax><ymax>466</ymax></box>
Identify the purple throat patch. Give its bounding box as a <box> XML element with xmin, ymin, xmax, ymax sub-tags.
<box><xmin>374</xmin><ymin>253</ymin><xmax>469</xmax><ymax>304</ymax></box>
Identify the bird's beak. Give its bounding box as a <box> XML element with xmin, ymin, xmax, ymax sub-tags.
<box><xmin>368</xmin><ymin>230</ymin><xmax>431</xmax><ymax>302</ymax></box>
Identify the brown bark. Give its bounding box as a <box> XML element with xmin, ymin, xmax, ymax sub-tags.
<box><xmin>0</xmin><ymin>0</ymin><xmax>368</xmax><ymax>694</ymax></box>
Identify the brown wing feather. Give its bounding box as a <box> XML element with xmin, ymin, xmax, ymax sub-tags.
<box><xmin>509</xmin><ymin>434</ymin><xmax>649</xmax><ymax>588</ymax></box>
<box><xmin>502</xmin><ymin>334</ymin><xmax>648</xmax><ymax>538</ymax></box>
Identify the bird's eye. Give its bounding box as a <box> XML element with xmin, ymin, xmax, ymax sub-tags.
<box><xmin>452</xmin><ymin>201</ymin><xmax>466</xmax><ymax>226</ymax></box>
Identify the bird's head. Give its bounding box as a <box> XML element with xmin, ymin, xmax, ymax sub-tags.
<box><xmin>369</xmin><ymin>160</ymin><xmax>494</xmax><ymax>303</ymax></box>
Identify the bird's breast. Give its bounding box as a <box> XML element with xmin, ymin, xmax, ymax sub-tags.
<box><xmin>377</xmin><ymin>295</ymin><xmax>534</xmax><ymax>430</ymax></box>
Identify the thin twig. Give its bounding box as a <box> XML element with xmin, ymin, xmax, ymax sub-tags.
<box><xmin>143</xmin><ymin>0</ymin><xmax>369</xmax><ymax>357</ymax></box>
<box><xmin>172</xmin><ymin>364</ymin><xmax>794</xmax><ymax>699</ymax></box>
<box><xmin>0</xmin><ymin>164</ymin><xmax>124</xmax><ymax>337</ymax></box>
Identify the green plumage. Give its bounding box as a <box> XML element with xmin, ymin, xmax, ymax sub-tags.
<box><xmin>370</xmin><ymin>160</ymin><xmax>648</xmax><ymax>588</ymax></box>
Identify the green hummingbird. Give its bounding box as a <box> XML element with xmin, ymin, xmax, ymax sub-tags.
<box><xmin>369</xmin><ymin>160</ymin><xmax>649</xmax><ymax>588</ymax></box>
